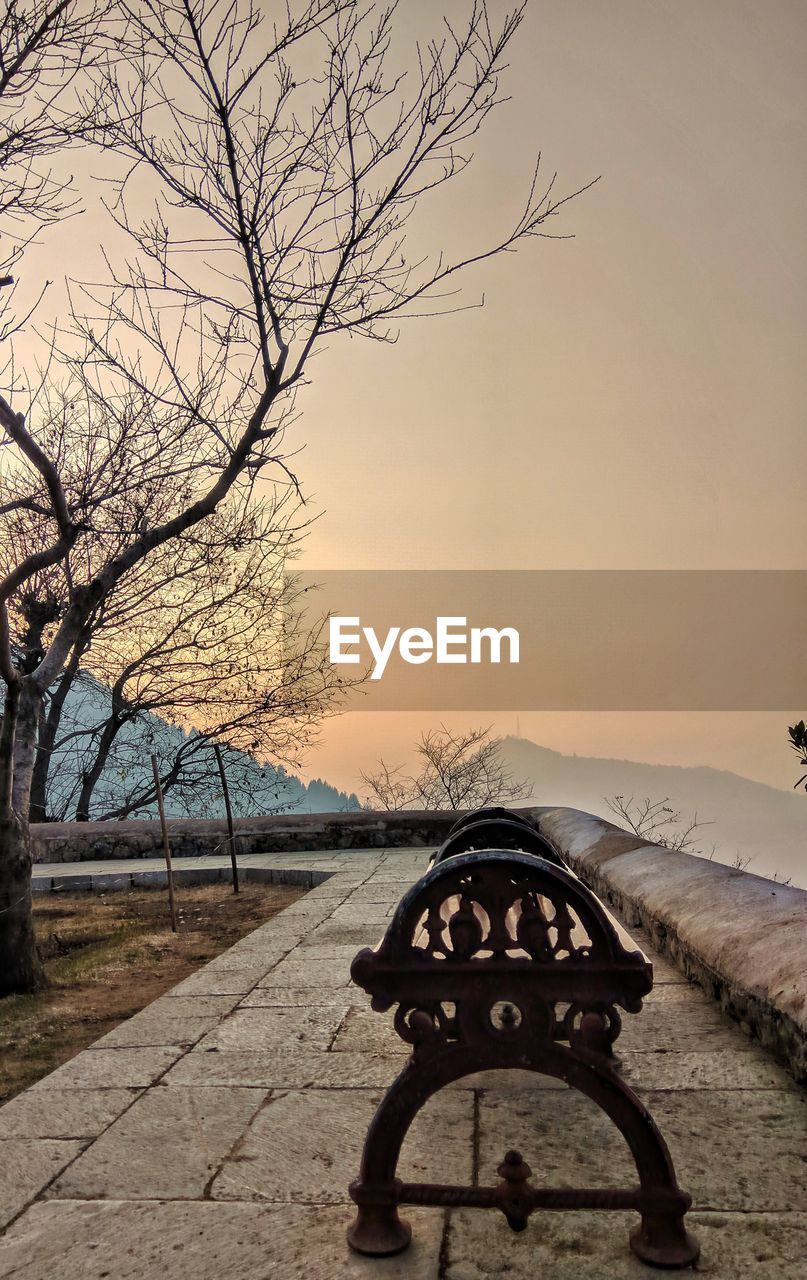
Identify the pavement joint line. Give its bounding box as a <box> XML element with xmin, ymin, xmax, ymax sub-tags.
<box><xmin>200</xmin><ymin>1088</ymin><xmax>274</xmax><ymax>1201</ymax></box>
<box><xmin>437</xmin><ymin>1207</ymin><xmax>452</xmax><ymax>1280</ymax></box>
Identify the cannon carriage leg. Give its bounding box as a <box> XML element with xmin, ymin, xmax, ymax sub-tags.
<box><xmin>346</xmin><ymin>840</ymin><xmax>699</xmax><ymax>1269</ymax></box>
<box><xmin>347</xmin><ymin>1040</ymin><xmax>698</xmax><ymax>1268</ymax></box>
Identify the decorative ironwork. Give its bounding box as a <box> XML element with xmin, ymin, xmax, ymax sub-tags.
<box><xmin>347</xmin><ymin>848</ymin><xmax>699</xmax><ymax>1269</ymax></box>
<box><xmin>432</xmin><ymin>812</ymin><xmax>617</xmax><ymax>1059</ymax></box>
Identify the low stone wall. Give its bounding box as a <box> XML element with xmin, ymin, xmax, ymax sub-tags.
<box><xmin>32</xmin><ymin>863</ymin><xmax>331</xmax><ymax>893</ymax></box>
<box><xmin>536</xmin><ymin>805</ymin><xmax>807</xmax><ymax>1082</ymax></box>
<box><xmin>30</xmin><ymin>810</ymin><xmax>458</xmax><ymax>864</ymax></box>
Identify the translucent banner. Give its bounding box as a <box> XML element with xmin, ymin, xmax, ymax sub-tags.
<box><xmin>296</xmin><ymin>570</ymin><xmax>806</xmax><ymax>711</ymax></box>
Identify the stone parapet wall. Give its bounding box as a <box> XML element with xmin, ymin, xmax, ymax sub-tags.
<box><xmin>30</xmin><ymin>810</ymin><xmax>458</xmax><ymax>864</ymax></box>
<box><xmin>535</xmin><ymin>805</ymin><xmax>807</xmax><ymax>1082</ymax></box>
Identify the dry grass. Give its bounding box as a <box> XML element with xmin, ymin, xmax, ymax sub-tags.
<box><xmin>0</xmin><ymin>882</ymin><xmax>303</xmax><ymax>1103</ymax></box>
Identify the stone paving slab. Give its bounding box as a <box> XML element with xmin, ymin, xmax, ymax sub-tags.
<box><xmin>331</xmin><ymin>1005</ymin><xmax>408</xmax><ymax>1055</ymax></box>
<box><xmin>209</xmin><ymin>1088</ymin><xmax>472</xmax><ymax>1204</ymax></box>
<box><xmin>256</xmin><ymin>954</ymin><xmax>355</xmax><ymax>989</ymax></box>
<box><xmin>0</xmin><ymin>1089</ymin><xmax>140</xmax><ymax>1140</ymax></box>
<box><xmin>237</xmin><ymin>986</ymin><xmax>354</xmax><ymax>1010</ymax></box>
<box><xmin>164</xmin><ymin>965</ymin><xmax>279</xmax><ymax>997</ymax></box>
<box><xmin>328</xmin><ymin>903</ymin><xmax>393</xmax><ymax>926</ymax></box>
<box><xmin>618</xmin><ymin>1048</ymin><xmax>795</xmax><ymax>1091</ymax></box>
<box><xmin>48</xmin><ymin>1087</ymin><xmax>267</xmax><ymax>1201</ymax></box>
<box><xmin>442</xmin><ymin>1209</ymin><xmax>807</xmax><ymax>1280</ymax></box>
<box><xmin>305</xmin><ymin>921</ymin><xmax>386</xmax><ymax>946</ymax></box>
<box><xmin>645</xmin><ymin>1090</ymin><xmax>806</xmax><ymax>1213</ymax></box>
<box><xmin>196</xmin><ymin>1005</ymin><xmax>345</xmax><ymax>1053</ymax></box>
<box><xmin>344</xmin><ymin>882</ymin><xmax>418</xmax><ymax>901</ymax></box>
<box><xmin>0</xmin><ymin>1200</ymin><xmax>445</xmax><ymax>1279</ymax></box>
<box><xmin>1</xmin><ymin>846</ymin><xmax>805</xmax><ymax>1279</ymax></box>
<box><xmin>0</xmin><ymin>1141</ymin><xmax>85</xmax><ymax>1231</ymax></box>
<box><xmin>613</xmin><ymin>1003</ymin><xmax>756</xmax><ymax>1054</ymax></box>
<box><xmin>89</xmin><ymin>1012</ymin><xmax>220</xmax><ymax>1050</ymax></box>
<box><xmin>28</xmin><ymin>1045</ymin><xmax>185</xmax><ymax>1091</ymax></box>
<box><xmin>195</xmin><ymin>946</ymin><xmax>297</xmax><ymax>974</ymax></box>
<box><xmin>162</xmin><ymin>1048</ymin><xmax>408</xmax><ymax>1090</ymax></box>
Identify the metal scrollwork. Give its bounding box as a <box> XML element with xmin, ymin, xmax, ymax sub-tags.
<box><xmin>346</xmin><ymin>843</ymin><xmax>699</xmax><ymax>1270</ymax></box>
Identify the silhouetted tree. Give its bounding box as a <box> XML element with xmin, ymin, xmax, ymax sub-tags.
<box><xmin>0</xmin><ymin>0</ymin><xmax>113</xmax><ymax>992</ymax></box>
<box><xmin>604</xmin><ymin>794</ymin><xmax>716</xmax><ymax>855</ymax></box>
<box><xmin>2</xmin><ymin>0</ymin><xmax>589</xmax><ymax>994</ymax></box>
<box><xmin>362</xmin><ymin>724</ymin><xmax>530</xmax><ymax>811</ymax></box>
<box><xmin>1</xmin><ymin>414</ymin><xmax>338</xmax><ymax>822</ymax></box>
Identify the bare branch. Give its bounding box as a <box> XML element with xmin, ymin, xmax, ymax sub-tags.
<box><xmin>362</xmin><ymin>723</ymin><xmax>531</xmax><ymax>811</ymax></box>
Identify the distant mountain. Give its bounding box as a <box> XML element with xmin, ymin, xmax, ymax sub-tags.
<box><xmin>501</xmin><ymin>737</ymin><xmax>806</xmax><ymax>887</ymax></box>
<box><xmin>8</xmin><ymin>670</ymin><xmax>361</xmax><ymax>822</ymax></box>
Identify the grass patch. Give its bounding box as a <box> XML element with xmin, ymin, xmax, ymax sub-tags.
<box><xmin>0</xmin><ymin>881</ymin><xmax>303</xmax><ymax>1103</ymax></box>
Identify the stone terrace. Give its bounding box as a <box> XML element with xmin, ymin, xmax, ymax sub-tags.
<box><xmin>0</xmin><ymin>848</ymin><xmax>804</xmax><ymax>1279</ymax></box>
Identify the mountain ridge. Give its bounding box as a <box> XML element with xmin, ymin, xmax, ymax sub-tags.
<box><xmin>501</xmin><ymin>735</ymin><xmax>806</xmax><ymax>886</ymax></box>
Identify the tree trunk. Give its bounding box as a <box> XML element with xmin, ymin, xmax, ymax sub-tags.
<box><xmin>29</xmin><ymin>645</ymin><xmax>84</xmax><ymax>822</ymax></box>
<box><xmin>0</xmin><ymin>680</ymin><xmax>45</xmax><ymax>995</ymax></box>
<box><xmin>0</xmin><ymin>809</ymin><xmax>44</xmax><ymax>994</ymax></box>
<box><xmin>75</xmin><ymin>711</ymin><xmax>126</xmax><ymax>822</ymax></box>
<box><xmin>28</xmin><ymin>696</ymin><xmax>49</xmax><ymax>823</ymax></box>
<box><xmin>12</xmin><ymin>681</ymin><xmax>42</xmax><ymax>817</ymax></box>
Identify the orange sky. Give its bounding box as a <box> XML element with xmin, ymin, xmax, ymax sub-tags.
<box><xmin>294</xmin><ymin>0</ymin><xmax>807</xmax><ymax>572</ymax></box>
<box><xmin>11</xmin><ymin>1</ymin><xmax>807</xmax><ymax>798</ymax></box>
<box><xmin>306</xmin><ymin>711</ymin><xmax>800</xmax><ymax>798</ymax></box>
<box><xmin>287</xmin><ymin>2</ymin><xmax>807</xmax><ymax>793</ymax></box>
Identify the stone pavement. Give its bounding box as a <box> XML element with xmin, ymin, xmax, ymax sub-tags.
<box><xmin>0</xmin><ymin>848</ymin><xmax>805</xmax><ymax>1279</ymax></box>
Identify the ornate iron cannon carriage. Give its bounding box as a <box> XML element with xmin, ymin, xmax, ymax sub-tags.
<box><xmin>347</xmin><ymin>813</ymin><xmax>699</xmax><ymax>1269</ymax></box>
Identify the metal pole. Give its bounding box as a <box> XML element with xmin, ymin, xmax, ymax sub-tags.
<box><xmin>213</xmin><ymin>742</ymin><xmax>239</xmax><ymax>894</ymax></box>
<box><xmin>150</xmin><ymin>753</ymin><xmax>178</xmax><ymax>932</ymax></box>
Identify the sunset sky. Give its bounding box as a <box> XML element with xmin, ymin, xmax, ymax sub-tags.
<box><xmin>13</xmin><ymin>1</ymin><xmax>807</xmax><ymax>798</ymax></box>
<box><xmin>284</xmin><ymin>1</ymin><xmax>807</xmax><ymax>795</ymax></box>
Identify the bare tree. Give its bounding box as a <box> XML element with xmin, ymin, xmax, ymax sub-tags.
<box><xmin>728</xmin><ymin>850</ymin><xmax>753</xmax><ymax>873</ymax></box>
<box><xmin>605</xmin><ymin>795</ymin><xmax>767</xmax><ymax>875</ymax></box>
<box><xmin>0</xmin><ymin>0</ymin><xmax>111</xmax><ymax>338</ymax></box>
<box><xmin>0</xmin><ymin>0</ymin><xmax>114</xmax><ymax>992</ymax></box>
<box><xmin>1</xmin><ymin>396</ymin><xmax>340</xmax><ymax>822</ymax></box>
<box><xmin>362</xmin><ymin>724</ymin><xmax>530</xmax><ymax>811</ymax></box>
<box><xmin>2</xmin><ymin>0</ymin><xmax>589</xmax><ymax>994</ymax></box>
<box><xmin>13</xmin><ymin>499</ymin><xmax>338</xmax><ymax>823</ymax></box>
<box><xmin>604</xmin><ymin>794</ymin><xmax>717</xmax><ymax>857</ymax></box>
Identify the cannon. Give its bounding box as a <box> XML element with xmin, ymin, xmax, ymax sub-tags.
<box><xmin>346</xmin><ymin>812</ymin><xmax>699</xmax><ymax>1269</ymax></box>
<box><xmin>431</xmin><ymin>807</ymin><xmax>568</xmax><ymax>870</ymax></box>
<box><xmin>446</xmin><ymin>805</ymin><xmax>543</xmax><ymax>836</ymax></box>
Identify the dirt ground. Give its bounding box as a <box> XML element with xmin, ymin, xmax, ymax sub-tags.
<box><xmin>0</xmin><ymin>881</ymin><xmax>303</xmax><ymax>1104</ymax></box>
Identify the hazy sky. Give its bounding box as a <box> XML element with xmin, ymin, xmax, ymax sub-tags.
<box><xmin>13</xmin><ymin>2</ymin><xmax>807</xmax><ymax>796</ymax></box>
<box><xmin>288</xmin><ymin>1</ymin><xmax>806</xmax><ymax>792</ymax></box>
<box><xmin>295</xmin><ymin>1</ymin><xmax>806</xmax><ymax>571</ymax></box>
